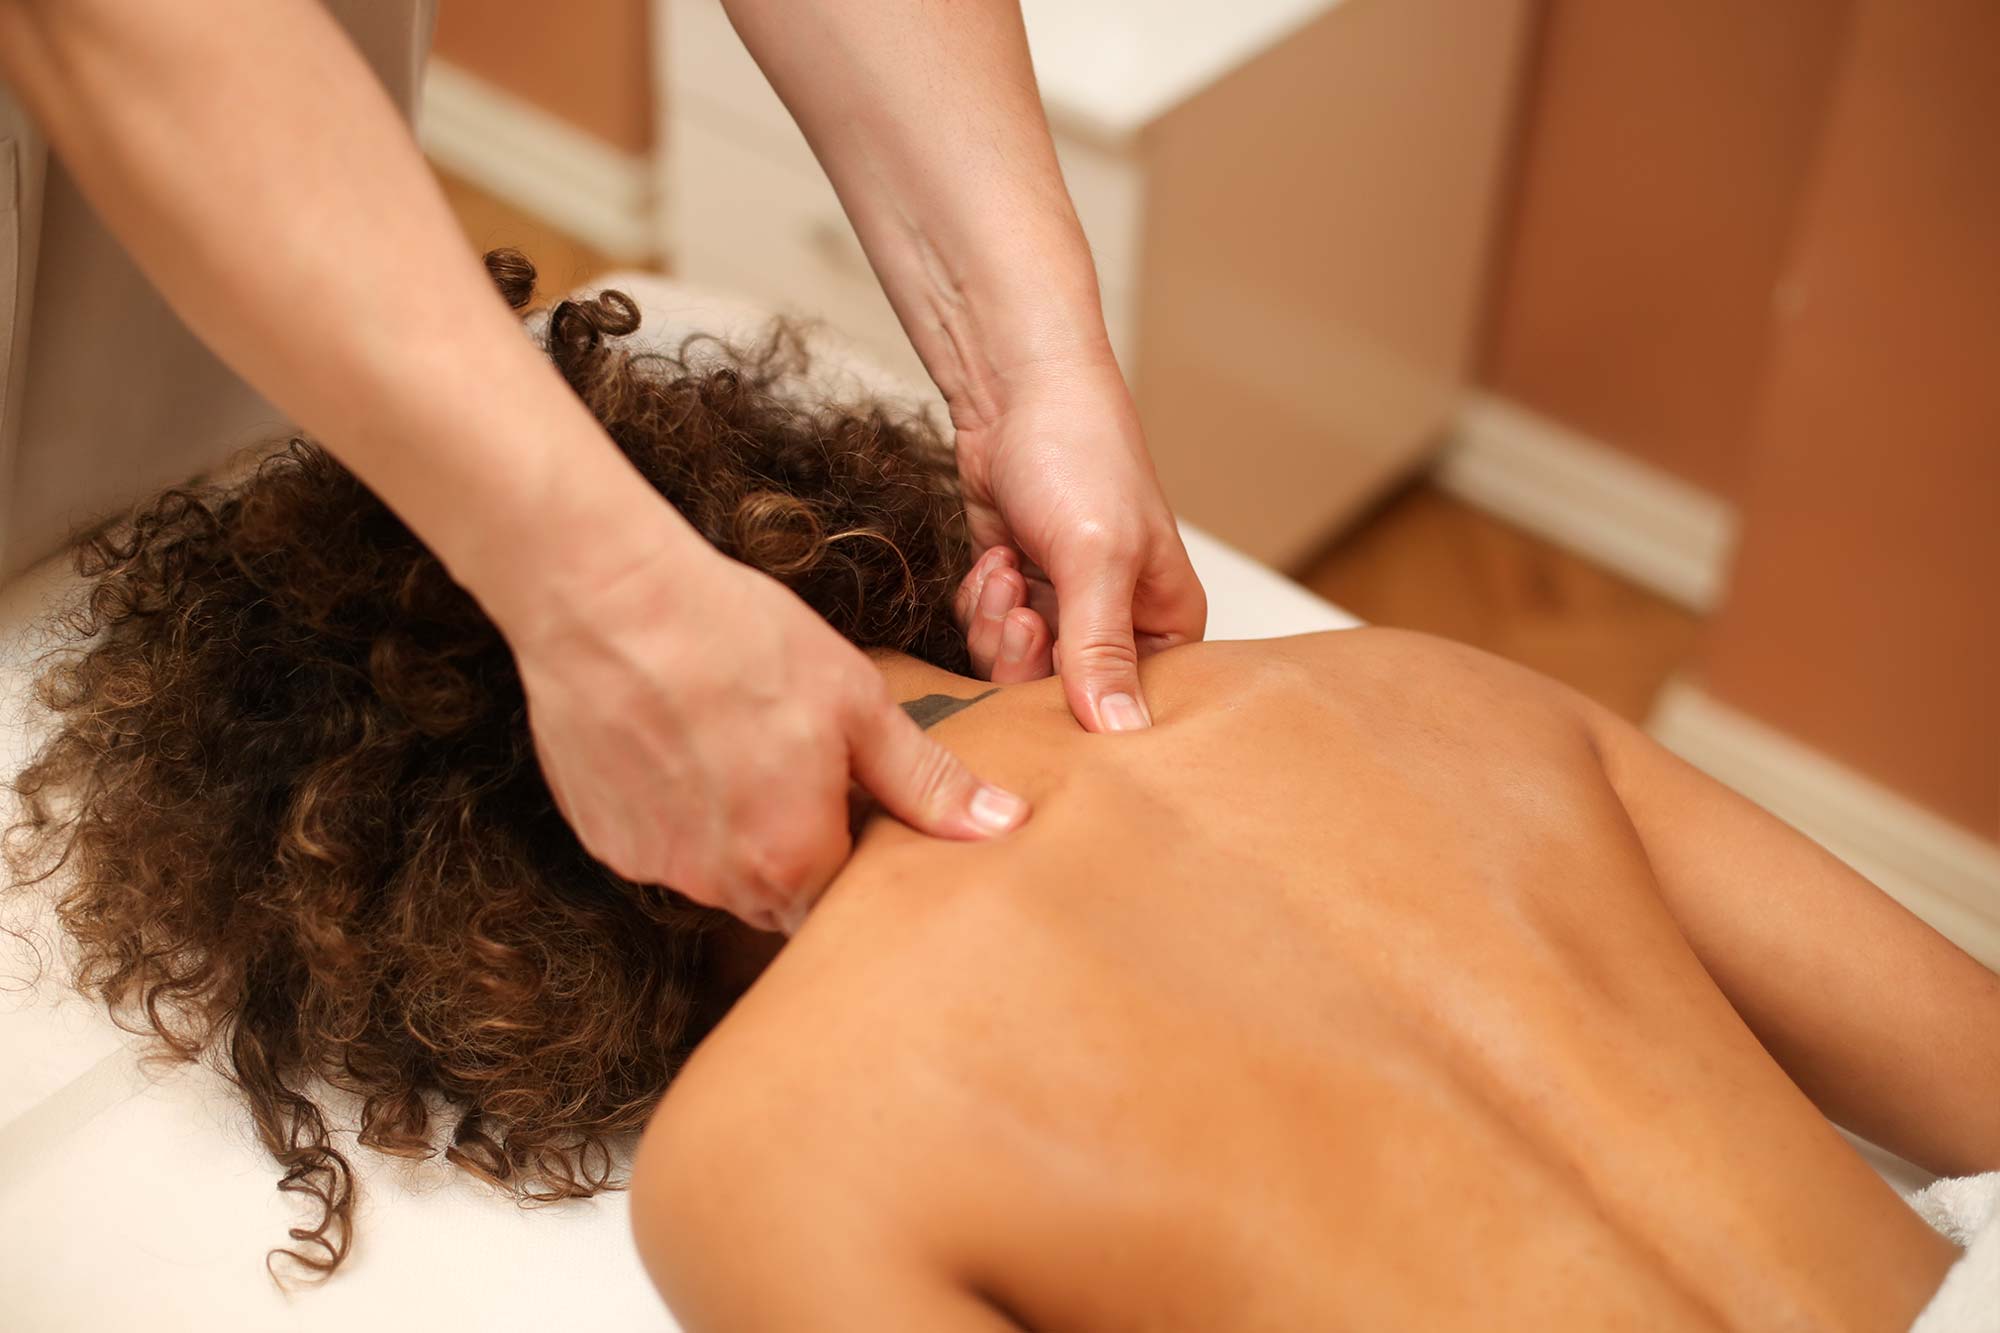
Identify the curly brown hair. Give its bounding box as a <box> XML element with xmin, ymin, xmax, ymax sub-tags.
<box><xmin>3</xmin><ymin>251</ymin><xmax>971</xmax><ymax>1282</ymax></box>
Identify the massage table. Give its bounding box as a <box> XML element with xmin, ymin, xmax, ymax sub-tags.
<box><xmin>3</xmin><ymin>277</ymin><xmax>1981</xmax><ymax>1330</ymax></box>
<box><xmin>0</xmin><ymin>274</ymin><xmax>1360</xmax><ymax>1330</ymax></box>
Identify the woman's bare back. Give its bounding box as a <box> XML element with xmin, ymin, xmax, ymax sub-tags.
<box><xmin>634</xmin><ymin>630</ymin><xmax>1988</xmax><ymax>1332</ymax></box>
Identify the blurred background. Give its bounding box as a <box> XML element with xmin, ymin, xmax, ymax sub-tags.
<box><xmin>420</xmin><ymin>0</ymin><xmax>1996</xmax><ymax>956</ymax></box>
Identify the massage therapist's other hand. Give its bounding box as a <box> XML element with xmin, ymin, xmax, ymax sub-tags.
<box><xmin>499</xmin><ymin>532</ymin><xmax>1029</xmax><ymax>933</ymax></box>
<box><xmin>712</xmin><ymin>0</ymin><xmax>1203</xmax><ymax>733</ymax></box>
<box><xmin>953</xmin><ymin>352</ymin><xmax>1208</xmax><ymax>733</ymax></box>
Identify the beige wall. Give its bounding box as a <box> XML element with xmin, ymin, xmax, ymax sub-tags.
<box><xmin>1482</xmin><ymin>0</ymin><xmax>1851</xmax><ymax>500</ymax></box>
<box><xmin>1135</xmin><ymin>0</ymin><xmax>1532</xmax><ymax>568</ymax></box>
<box><xmin>432</xmin><ymin>0</ymin><xmax>654</xmax><ymax>152</ymax></box>
<box><xmin>1696</xmin><ymin>0</ymin><xmax>2000</xmax><ymax>838</ymax></box>
<box><xmin>1486</xmin><ymin>0</ymin><xmax>1997</xmax><ymax>837</ymax></box>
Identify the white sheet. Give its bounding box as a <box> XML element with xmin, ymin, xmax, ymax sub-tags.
<box><xmin>0</xmin><ymin>271</ymin><xmax>1361</xmax><ymax>1327</ymax></box>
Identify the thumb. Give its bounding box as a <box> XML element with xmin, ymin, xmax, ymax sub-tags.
<box><xmin>848</xmin><ymin>694</ymin><xmax>1030</xmax><ymax>840</ymax></box>
<box><xmin>1055</xmin><ymin>566</ymin><xmax>1149</xmax><ymax>733</ymax></box>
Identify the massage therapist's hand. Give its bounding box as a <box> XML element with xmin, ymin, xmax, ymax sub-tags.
<box><xmin>952</xmin><ymin>351</ymin><xmax>1208</xmax><ymax>732</ymax></box>
<box><xmin>715</xmin><ymin>0</ymin><xmax>1205</xmax><ymax>734</ymax></box>
<box><xmin>501</xmin><ymin>532</ymin><xmax>1029</xmax><ymax>933</ymax></box>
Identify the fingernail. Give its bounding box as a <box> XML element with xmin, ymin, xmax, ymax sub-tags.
<box><xmin>968</xmin><ymin>784</ymin><xmax>1028</xmax><ymax>834</ymax></box>
<box><xmin>978</xmin><ymin>573</ymin><xmax>1012</xmax><ymax>622</ymax></box>
<box><xmin>1000</xmin><ymin>614</ymin><xmax>1032</xmax><ymax>663</ymax></box>
<box><xmin>1098</xmin><ymin>692</ymin><xmax>1148</xmax><ymax>733</ymax></box>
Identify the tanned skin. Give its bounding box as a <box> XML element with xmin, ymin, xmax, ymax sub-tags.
<box><xmin>630</xmin><ymin>629</ymin><xmax>2000</xmax><ymax>1332</ymax></box>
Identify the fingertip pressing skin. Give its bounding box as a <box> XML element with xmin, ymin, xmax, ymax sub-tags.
<box><xmin>1096</xmin><ymin>690</ymin><xmax>1149</xmax><ymax>733</ymax></box>
<box><xmin>1068</xmin><ymin>542</ymin><xmax>1207</xmax><ymax>730</ymax></box>
<box><xmin>849</xmin><ymin>695</ymin><xmax>1031</xmax><ymax>846</ymax></box>
<box><xmin>964</xmin><ymin>545</ymin><xmax>1203</xmax><ymax>725</ymax></box>
<box><xmin>1055</xmin><ymin>575</ymin><xmax>1151</xmax><ymax>734</ymax></box>
<box><xmin>967</xmin><ymin>783</ymin><xmax>1030</xmax><ymax>834</ymax></box>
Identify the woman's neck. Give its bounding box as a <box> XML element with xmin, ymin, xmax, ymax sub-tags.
<box><xmin>868</xmin><ymin>649</ymin><xmax>993</xmax><ymax>712</ymax></box>
<box><xmin>696</xmin><ymin>653</ymin><xmax>1004</xmax><ymax>1005</ymax></box>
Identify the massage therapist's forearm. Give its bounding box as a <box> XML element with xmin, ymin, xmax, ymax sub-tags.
<box><xmin>719</xmin><ymin>0</ymin><xmax>1108</xmax><ymax>427</ymax></box>
<box><xmin>0</xmin><ymin>0</ymin><xmax>1037</xmax><ymax>925</ymax></box>
<box><xmin>0</xmin><ymin>0</ymin><xmax>698</xmax><ymax>628</ymax></box>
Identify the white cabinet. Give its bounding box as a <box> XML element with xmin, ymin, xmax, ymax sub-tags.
<box><xmin>656</xmin><ymin>0</ymin><xmax>1147</xmax><ymax>397</ymax></box>
<box><xmin>655</xmin><ymin>0</ymin><xmax>1529</xmax><ymax>567</ymax></box>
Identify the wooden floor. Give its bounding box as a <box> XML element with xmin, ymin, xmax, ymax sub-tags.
<box><xmin>438</xmin><ymin>172</ymin><xmax>623</xmax><ymax>296</ymax></box>
<box><xmin>436</xmin><ymin>170</ymin><xmax>1702</xmax><ymax>725</ymax></box>
<box><xmin>1301</xmin><ymin>484</ymin><xmax>1702</xmax><ymax>722</ymax></box>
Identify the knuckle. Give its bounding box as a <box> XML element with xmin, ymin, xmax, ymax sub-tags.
<box><xmin>742</xmin><ymin>837</ymin><xmax>802</xmax><ymax>892</ymax></box>
<box><xmin>848</xmin><ymin>674</ymin><xmax>898</xmax><ymax>724</ymax></box>
<box><xmin>850</xmin><ymin>691</ymin><xmax>909</xmax><ymax>751</ymax></box>
<box><xmin>742</xmin><ymin>822</ymin><xmax>836</xmax><ymax>896</ymax></box>
<box><xmin>706</xmin><ymin>870</ymin><xmax>768</xmax><ymax>922</ymax></box>
<box><xmin>1073</xmin><ymin>634</ymin><xmax>1141</xmax><ymax>671</ymax></box>
<box><xmin>905</xmin><ymin>741</ymin><xmax>969</xmax><ymax>816</ymax></box>
<box><xmin>1069</xmin><ymin>517</ymin><xmax>1143</xmax><ymax>563</ymax></box>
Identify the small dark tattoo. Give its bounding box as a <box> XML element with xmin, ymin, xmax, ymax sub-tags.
<box><xmin>902</xmin><ymin>689</ymin><xmax>1001</xmax><ymax>731</ymax></box>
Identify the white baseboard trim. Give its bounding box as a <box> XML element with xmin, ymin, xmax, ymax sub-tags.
<box><xmin>1437</xmin><ymin>394</ymin><xmax>1739</xmax><ymax>611</ymax></box>
<box><xmin>418</xmin><ymin>62</ymin><xmax>657</xmax><ymax>262</ymax></box>
<box><xmin>1650</xmin><ymin>679</ymin><xmax>2000</xmax><ymax>972</ymax></box>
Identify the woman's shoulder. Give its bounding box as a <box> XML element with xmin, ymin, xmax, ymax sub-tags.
<box><xmin>629</xmin><ymin>901</ymin><xmax>1011</xmax><ymax>1313</ymax></box>
<box><xmin>1141</xmin><ymin>626</ymin><xmax>1591</xmax><ymax>728</ymax></box>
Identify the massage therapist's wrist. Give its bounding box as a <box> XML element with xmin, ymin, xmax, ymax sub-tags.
<box><xmin>439</xmin><ymin>437</ymin><xmax>714</xmax><ymax>644</ymax></box>
<box><xmin>914</xmin><ymin>229</ymin><xmax>1119</xmax><ymax>430</ymax></box>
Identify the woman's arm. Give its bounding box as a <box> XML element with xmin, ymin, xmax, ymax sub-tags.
<box><xmin>0</xmin><ymin>0</ymin><xmax>1028</xmax><ymax>926</ymax></box>
<box><xmin>631</xmin><ymin>1102</ymin><xmax>1024</xmax><ymax>1332</ymax></box>
<box><xmin>1587</xmin><ymin>705</ymin><xmax>2000</xmax><ymax>1179</ymax></box>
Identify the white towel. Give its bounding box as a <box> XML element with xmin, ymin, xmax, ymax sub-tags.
<box><xmin>1908</xmin><ymin>1172</ymin><xmax>2000</xmax><ymax>1332</ymax></box>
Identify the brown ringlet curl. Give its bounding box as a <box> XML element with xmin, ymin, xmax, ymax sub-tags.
<box><xmin>2</xmin><ymin>251</ymin><xmax>972</xmax><ymax>1282</ymax></box>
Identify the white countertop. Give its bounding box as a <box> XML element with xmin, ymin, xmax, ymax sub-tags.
<box><xmin>1019</xmin><ymin>0</ymin><xmax>1350</xmax><ymax>142</ymax></box>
